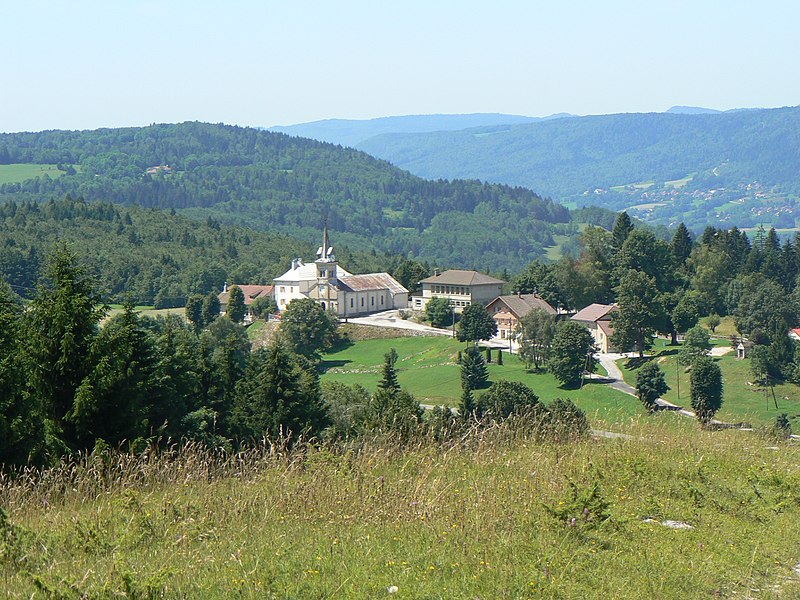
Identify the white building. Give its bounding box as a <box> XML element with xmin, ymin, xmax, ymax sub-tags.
<box><xmin>273</xmin><ymin>225</ymin><xmax>408</xmax><ymax>316</ymax></box>
<box><xmin>412</xmin><ymin>270</ymin><xmax>505</xmax><ymax>312</ymax></box>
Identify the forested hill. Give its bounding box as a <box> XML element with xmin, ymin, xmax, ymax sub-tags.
<box><xmin>355</xmin><ymin>106</ymin><xmax>800</xmax><ymax>230</ymax></box>
<box><xmin>0</xmin><ymin>197</ymin><xmax>401</xmax><ymax>306</ymax></box>
<box><xmin>0</xmin><ymin>122</ymin><xmax>572</xmax><ymax>271</ymax></box>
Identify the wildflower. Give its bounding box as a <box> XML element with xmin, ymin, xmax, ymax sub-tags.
<box><xmin>570</xmin><ymin>517</ymin><xmax>576</xmax><ymax>526</ymax></box>
<box><xmin>388</xmin><ymin>585</ymin><xmax>399</xmax><ymax>594</ymax></box>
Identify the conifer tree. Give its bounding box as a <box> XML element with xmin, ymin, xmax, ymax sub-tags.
<box><xmin>24</xmin><ymin>244</ymin><xmax>107</xmax><ymax>449</ymax></box>
<box><xmin>226</xmin><ymin>285</ymin><xmax>246</xmax><ymax>323</ymax></box>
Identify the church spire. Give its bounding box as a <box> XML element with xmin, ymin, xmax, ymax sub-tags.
<box><xmin>322</xmin><ymin>219</ymin><xmax>330</xmax><ymax>259</ymax></box>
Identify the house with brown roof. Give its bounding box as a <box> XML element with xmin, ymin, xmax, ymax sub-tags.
<box><xmin>486</xmin><ymin>294</ymin><xmax>557</xmax><ymax>340</ymax></box>
<box><xmin>218</xmin><ymin>284</ymin><xmax>275</xmax><ymax>322</ymax></box>
<box><xmin>571</xmin><ymin>303</ymin><xmax>619</xmax><ymax>353</ymax></box>
<box><xmin>412</xmin><ymin>270</ymin><xmax>505</xmax><ymax>313</ymax></box>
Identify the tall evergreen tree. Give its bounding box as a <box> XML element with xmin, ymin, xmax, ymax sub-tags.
<box><xmin>232</xmin><ymin>343</ymin><xmax>328</xmax><ymax>440</ymax></box>
<box><xmin>70</xmin><ymin>301</ymin><xmax>157</xmax><ymax>448</ymax></box>
<box><xmin>0</xmin><ymin>282</ymin><xmax>44</xmax><ymax>465</ymax></box>
<box><xmin>378</xmin><ymin>348</ymin><xmax>400</xmax><ymax>393</ymax></box>
<box><xmin>460</xmin><ymin>345</ymin><xmax>489</xmax><ymax>391</ymax></box>
<box><xmin>670</xmin><ymin>222</ymin><xmax>693</xmax><ymax>267</ymax></box>
<box><xmin>202</xmin><ymin>292</ymin><xmax>221</xmax><ymax>326</ymax></box>
<box><xmin>226</xmin><ymin>285</ymin><xmax>246</xmax><ymax>323</ymax></box>
<box><xmin>24</xmin><ymin>244</ymin><xmax>106</xmax><ymax>449</ymax></box>
<box><xmin>611</xmin><ymin>211</ymin><xmax>634</xmax><ymax>253</ymax></box>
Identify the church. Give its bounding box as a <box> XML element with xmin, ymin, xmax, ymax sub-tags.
<box><xmin>273</xmin><ymin>224</ymin><xmax>409</xmax><ymax>317</ymax></box>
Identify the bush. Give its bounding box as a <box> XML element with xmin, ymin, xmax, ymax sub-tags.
<box><xmin>476</xmin><ymin>380</ymin><xmax>542</xmax><ymax>422</ymax></box>
<box><xmin>544</xmin><ymin>398</ymin><xmax>591</xmax><ymax>440</ymax></box>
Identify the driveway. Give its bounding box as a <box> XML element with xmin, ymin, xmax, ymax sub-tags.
<box><xmin>345</xmin><ymin>309</ymin><xmax>454</xmax><ymax>337</ymax></box>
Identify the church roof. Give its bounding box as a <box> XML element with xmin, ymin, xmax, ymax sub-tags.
<box><xmin>338</xmin><ymin>273</ymin><xmax>408</xmax><ymax>294</ymax></box>
<box><xmin>418</xmin><ymin>269</ymin><xmax>505</xmax><ymax>286</ymax></box>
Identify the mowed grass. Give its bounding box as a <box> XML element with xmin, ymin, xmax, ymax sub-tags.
<box><xmin>0</xmin><ymin>163</ymin><xmax>68</xmax><ymax>184</ymax></box>
<box><xmin>4</xmin><ymin>423</ymin><xmax>800</xmax><ymax>597</ymax></box>
<box><xmin>617</xmin><ymin>338</ymin><xmax>800</xmax><ymax>427</ymax></box>
<box><xmin>322</xmin><ymin>336</ymin><xmax>641</xmax><ymax>426</ymax></box>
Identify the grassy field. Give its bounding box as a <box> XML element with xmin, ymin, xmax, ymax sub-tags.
<box><xmin>617</xmin><ymin>338</ymin><xmax>800</xmax><ymax>427</ymax></box>
<box><xmin>322</xmin><ymin>336</ymin><xmax>641</xmax><ymax>426</ymax></box>
<box><xmin>105</xmin><ymin>305</ymin><xmax>187</xmax><ymax>322</ymax></box>
<box><xmin>3</xmin><ymin>422</ymin><xmax>800</xmax><ymax>597</ymax></box>
<box><xmin>0</xmin><ymin>163</ymin><xmax>68</xmax><ymax>184</ymax></box>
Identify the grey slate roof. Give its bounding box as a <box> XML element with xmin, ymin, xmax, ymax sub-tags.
<box><xmin>418</xmin><ymin>269</ymin><xmax>505</xmax><ymax>286</ymax></box>
<box><xmin>338</xmin><ymin>273</ymin><xmax>408</xmax><ymax>294</ymax></box>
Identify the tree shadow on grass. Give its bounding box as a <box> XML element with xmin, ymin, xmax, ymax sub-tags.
<box><xmin>319</xmin><ymin>359</ymin><xmax>352</xmax><ymax>372</ymax></box>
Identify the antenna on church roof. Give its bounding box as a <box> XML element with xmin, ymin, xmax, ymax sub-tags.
<box><xmin>322</xmin><ymin>219</ymin><xmax>330</xmax><ymax>259</ymax></box>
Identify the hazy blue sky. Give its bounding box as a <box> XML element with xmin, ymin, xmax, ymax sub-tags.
<box><xmin>2</xmin><ymin>1</ymin><xmax>798</xmax><ymax>132</ymax></box>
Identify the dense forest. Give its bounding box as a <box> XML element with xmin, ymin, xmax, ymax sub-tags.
<box><xmin>0</xmin><ymin>122</ymin><xmax>574</xmax><ymax>271</ymax></box>
<box><xmin>356</xmin><ymin>107</ymin><xmax>800</xmax><ymax>229</ymax></box>
<box><xmin>0</xmin><ymin>196</ymin><xmax>406</xmax><ymax>305</ymax></box>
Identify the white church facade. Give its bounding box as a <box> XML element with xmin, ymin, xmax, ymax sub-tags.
<box><xmin>273</xmin><ymin>225</ymin><xmax>409</xmax><ymax>317</ymax></box>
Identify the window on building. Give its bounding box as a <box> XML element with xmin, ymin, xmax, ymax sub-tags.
<box><xmin>371</xmin><ymin>296</ymin><xmax>374</xmax><ymax>306</ymax></box>
<box><xmin>361</xmin><ymin>297</ymin><xmax>364</xmax><ymax>306</ymax></box>
<box><xmin>280</xmin><ymin>287</ymin><xmax>285</xmax><ymax>293</ymax></box>
<box><xmin>381</xmin><ymin>296</ymin><xmax>384</xmax><ymax>305</ymax></box>
<box><xmin>350</xmin><ymin>298</ymin><xmax>354</xmax><ymax>308</ymax></box>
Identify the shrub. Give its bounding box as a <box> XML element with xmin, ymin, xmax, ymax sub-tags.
<box><xmin>544</xmin><ymin>398</ymin><xmax>590</xmax><ymax>440</ymax></box>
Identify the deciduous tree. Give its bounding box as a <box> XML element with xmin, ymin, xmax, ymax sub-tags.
<box><xmin>690</xmin><ymin>356</ymin><xmax>723</xmax><ymax>426</ymax></box>
<box><xmin>548</xmin><ymin>320</ymin><xmax>596</xmax><ymax>388</ymax></box>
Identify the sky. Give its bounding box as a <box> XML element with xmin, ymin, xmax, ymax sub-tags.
<box><xmin>2</xmin><ymin>0</ymin><xmax>799</xmax><ymax>133</ymax></box>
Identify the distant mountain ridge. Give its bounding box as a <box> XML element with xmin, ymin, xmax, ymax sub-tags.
<box><xmin>352</xmin><ymin>106</ymin><xmax>800</xmax><ymax>231</ymax></box>
<box><xmin>267</xmin><ymin>112</ymin><xmax>575</xmax><ymax>147</ymax></box>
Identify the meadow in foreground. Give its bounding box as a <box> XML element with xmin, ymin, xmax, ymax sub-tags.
<box><xmin>3</xmin><ymin>419</ymin><xmax>800</xmax><ymax>598</ymax></box>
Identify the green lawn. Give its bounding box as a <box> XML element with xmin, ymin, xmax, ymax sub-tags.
<box><xmin>321</xmin><ymin>336</ymin><xmax>640</xmax><ymax>426</ymax></box>
<box><xmin>617</xmin><ymin>338</ymin><xmax>800</xmax><ymax>427</ymax></box>
<box><xmin>0</xmin><ymin>163</ymin><xmax>69</xmax><ymax>184</ymax></box>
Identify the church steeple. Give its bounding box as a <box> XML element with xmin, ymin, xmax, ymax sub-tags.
<box><xmin>317</xmin><ymin>219</ymin><xmax>335</xmax><ymax>262</ymax></box>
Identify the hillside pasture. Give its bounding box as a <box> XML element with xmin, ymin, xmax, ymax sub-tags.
<box><xmin>618</xmin><ymin>338</ymin><xmax>800</xmax><ymax>427</ymax></box>
<box><xmin>321</xmin><ymin>336</ymin><xmax>640</xmax><ymax>425</ymax></box>
<box><xmin>0</xmin><ymin>163</ymin><xmax>68</xmax><ymax>184</ymax></box>
<box><xmin>3</xmin><ymin>421</ymin><xmax>800</xmax><ymax>597</ymax></box>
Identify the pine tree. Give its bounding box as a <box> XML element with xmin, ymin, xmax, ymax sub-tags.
<box><xmin>232</xmin><ymin>343</ymin><xmax>328</xmax><ymax>440</ymax></box>
<box><xmin>671</xmin><ymin>222</ymin><xmax>693</xmax><ymax>266</ymax></box>
<box><xmin>24</xmin><ymin>244</ymin><xmax>107</xmax><ymax>449</ymax></box>
<box><xmin>460</xmin><ymin>345</ymin><xmax>489</xmax><ymax>391</ymax></box>
<box><xmin>611</xmin><ymin>211</ymin><xmax>634</xmax><ymax>253</ymax></box>
<box><xmin>378</xmin><ymin>349</ymin><xmax>400</xmax><ymax>393</ymax></box>
<box><xmin>70</xmin><ymin>301</ymin><xmax>157</xmax><ymax>448</ymax></box>
<box><xmin>0</xmin><ymin>282</ymin><xmax>45</xmax><ymax>465</ymax></box>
